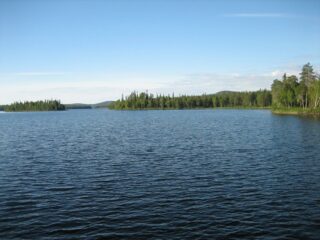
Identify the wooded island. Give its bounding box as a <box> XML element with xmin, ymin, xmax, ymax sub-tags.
<box><xmin>4</xmin><ymin>100</ymin><xmax>65</xmax><ymax>112</ymax></box>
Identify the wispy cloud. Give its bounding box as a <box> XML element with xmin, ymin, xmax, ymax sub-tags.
<box><xmin>171</xmin><ymin>72</ymin><xmax>274</xmax><ymax>94</ymax></box>
<box><xmin>1</xmin><ymin>63</ymin><xmax>318</xmax><ymax>104</ymax></box>
<box><xmin>13</xmin><ymin>72</ymin><xmax>67</xmax><ymax>76</ymax></box>
<box><xmin>0</xmin><ymin>77</ymin><xmax>169</xmax><ymax>104</ymax></box>
<box><xmin>223</xmin><ymin>13</ymin><xmax>294</xmax><ymax>18</ymax></box>
<box><xmin>0</xmin><ymin>70</ymin><xmax>291</xmax><ymax>104</ymax></box>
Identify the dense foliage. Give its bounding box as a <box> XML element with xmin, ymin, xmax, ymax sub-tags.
<box><xmin>109</xmin><ymin>90</ymin><xmax>272</xmax><ymax>110</ymax></box>
<box><xmin>110</xmin><ymin>62</ymin><xmax>319</xmax><ymax>114</ymax></box>
<box><xmin>271</xmin><ymin>63</ymin><xmax>320</xmax><ymax>110</ymax></box>
<box><xmin>4</xmin><ymin>100</ymin><xmax>65</xmax><ymax>112</ymax></box>
<box><xmin>65</xmin><ymin>104</ymin><xmax>92</xmax><ymax>110</ymax></box>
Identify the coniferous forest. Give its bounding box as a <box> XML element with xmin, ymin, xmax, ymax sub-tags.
<box><xmin>109</xmin><ymin>63</ymin><xmax>320</xmax><ymax>114</ymax></box>
<box><xmin>108</xmin><ymin>90</ymin><xmax>272</xmax><ymax>110</ymax></box>
<box><xmin>271</xmin><ymin>63</ymin><xmax>320</xmax><ymax>111</ymax></box>
<box><xmin>4</xmin><ymin>100</ymin><xmax>65</xmax><ymax>112</ymax></box>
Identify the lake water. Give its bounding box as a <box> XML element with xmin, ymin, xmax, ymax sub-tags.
<box><xmin>0</xmin><ymin>109</ymin><xmax>320</xmax><ymax>239</ymax></box>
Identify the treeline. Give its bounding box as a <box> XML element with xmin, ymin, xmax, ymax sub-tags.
<box><xmin>110</xmin><ymin>62</ymin><xmax>319</xmax><ymax>112</ymax></box>
<box><xmin>4</xmin><ymin>100</ymin><xmax>66</xmax><ymax>112</ymax></box>
<box><xmin>109</xmin><ymin>90</ymin><xmax>272</xmax><ymax>110</ymax></box>
<box><xmin>271</xmin><ymin>63</ymin><xmax>320</xmax><ymax>110</ymax></box>
<box><xmin>65</xmin><ymin>104</ymin><xmax>92</xmax><ymax>110</ymax></box>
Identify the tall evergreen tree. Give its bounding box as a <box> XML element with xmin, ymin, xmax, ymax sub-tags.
<box><xmin>271</xmin><ymin>63</ymin><xmax>319</xmax><ymax>111</ymax></box>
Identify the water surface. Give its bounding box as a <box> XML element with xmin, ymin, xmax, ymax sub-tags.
<box><xmin>0</xmin><ymin>109</ymin><xmax>320</xmax><ymax>239</ymax></box>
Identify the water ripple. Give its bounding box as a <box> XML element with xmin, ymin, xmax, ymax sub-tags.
<box><xmin>0</xmin><ymin>109</ymin><xmax>320</xmax><ymax>239</ymax></box>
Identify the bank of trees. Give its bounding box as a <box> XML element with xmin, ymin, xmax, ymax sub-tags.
<box><xmin>4</xmin><ymin>100</ymin><xmax>65</xmax><ymax>112</ymax></box>
<box><xmin>110</xmin><ymin>63</ymin><xmax>319</xmax><ymax>112</ymax></box>
<box><xmin>271</xmin><ymin>63</ymin><xmax>320</xmax><ymax>110</ymax></box>
<box><xmin>109</xmin><ymin>90</ymin><xmax>272</xmax><ymax>110</ymax></box>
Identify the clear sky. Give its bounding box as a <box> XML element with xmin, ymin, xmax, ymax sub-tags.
<box><xmin>0</xmin><ymin>0</ymin><xmax>319</xmax><ymax>104</ymax></box>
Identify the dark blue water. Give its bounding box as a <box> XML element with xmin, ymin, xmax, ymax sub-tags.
<box><xmin>0</xmin><ymin>109</ymin><xmax>320</xmax><ymax>239</ymax></box>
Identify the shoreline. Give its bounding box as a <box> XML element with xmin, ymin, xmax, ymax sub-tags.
<box><xmin>108</xmin><ymin>107</ymin><xmax>271</xmax><ymax>111</ymax></box>
<box><xmin>272</xmin><ymin>108</ymin><xmax>320</xmax><ymax>118</ymax></box>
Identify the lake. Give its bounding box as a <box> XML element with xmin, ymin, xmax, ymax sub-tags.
<box><xmin>0</xmin><ymin>109</ymin><xmax>320</xmax><ymax>239</ymax></box>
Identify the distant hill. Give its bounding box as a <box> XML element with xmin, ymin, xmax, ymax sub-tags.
<box><xmin>65</xmin><ymin>103</ymin><xmax>92</xmax><ymax>109</ymax></box>
<box><xmin>65</xmin><ymin>101</ymin><xmax>114</xmax><ymax>109</ymax></box>
<box><xmin>92</xmin><ymin>101</ymin><xmax>113</xmax><ymax>108</ymax></box>
<box><xmin>214</xmin><ymin>91</ymin><xmax>238</xmax><ymax>95</ymax></box>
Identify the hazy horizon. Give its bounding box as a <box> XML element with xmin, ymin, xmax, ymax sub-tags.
<box><xmin>1</xmin><ymin>0</ymin><xmax>319</xmax><ymax>104</ymax></box>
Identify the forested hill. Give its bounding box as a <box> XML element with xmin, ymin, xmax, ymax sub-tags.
<box><xmin>108</xmin><ymin>90</ymin><xmax>272</xmax><ymax>110</ymax></box>
<box><xmin>4</xmin><ymin>100</ymin><xmax>66</xmax><ymax>112</ymax></box>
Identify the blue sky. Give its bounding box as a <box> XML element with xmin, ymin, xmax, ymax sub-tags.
<box><xmin>0</xmin><ymin>0</ymin><xmax>319</xmax><ymax>104</ymax></box>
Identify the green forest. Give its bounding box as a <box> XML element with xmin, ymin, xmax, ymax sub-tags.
<box><xmin>108</xmin><ymin>90</ymin><xmax>272</xmax><ymax>110</ymax></box>
<box><xmin>109</xmin><ymin>63</ymin><xmax>320</xmax><ymax>114</ymax></box>
<box><xmin>271</xmin><ymin>63</ymin><xmax>320</xmax><ymax>112</ymax></box>
<box><xmin>4</xmin><ymin>100</ymin><xmax>65</xmax><ymax>112</ymax></box>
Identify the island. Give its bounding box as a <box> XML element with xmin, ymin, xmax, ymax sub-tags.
<box><xmin>4</xmin><ymin>100</ymin><xmax>65</xmax><ymax>112</ymax></box>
